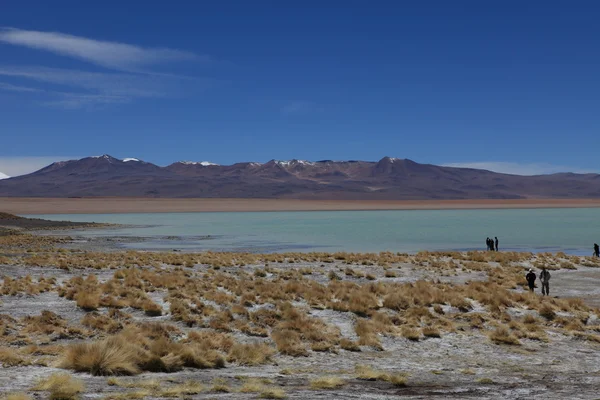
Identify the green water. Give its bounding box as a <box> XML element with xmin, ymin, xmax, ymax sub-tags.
<box><xmin>28</xmin><ymin>208</ymin><xmax>600</xmax><ymax>255</ymax></box>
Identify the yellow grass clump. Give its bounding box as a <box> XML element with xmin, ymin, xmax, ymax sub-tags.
<box><xmin>355</xmin><ymin>365</ymin><xmax>407</xmax><ymax>386</ymax></box>
<box><xmin>272</xmin><ymin>330</ymin><xmax>309</xmax><ymax>357</ymax></box>
<box><xmin>0</xmin><ymin>347</ymin><xmax>30</xmax><ymax>367</ymax></box>
<box><xmin>210</xmin><ymin>378</ymin><xmax>231</xmax><ymax>393</ymax></box>
<box><xmin>401</xmin><ymin>327</ymin><xmax>421</xmax><ymax>341</ymax></box>
<box><xmin>1</xmin><ymin>394</ymin><xmax>31</xmax><ymax>400</ymax></box>
<box><xmin>159</xmin><ymin>381</ymin><xmax>204</xmax><ymax>397</ymax></box>
<box><xmin>489</xmin><ymin>327</ymin><xmax>520</xmax><ymax>345</ymax></box>
<box><xmin>227</xmin><ymin>343</ymin><xmax>275</xmax><ymax>366</ymax></box>
<box><xmin>240</xmin><ymin>379</ymin><xmax>265</xmax><ymax>393</ymax></box>
<box><xmin>259</xmin><ymin>387</ymin><xmax>287</xmax><ymax>399</ymax></box>
<box><xmin>60</xmin><ymin>336</ymin><xmax>140</xmax><ymax>376</ymax></box>
<box><xmin>32</xmin><ymin>373</ymin><xmax>85</xmax><ymax>400</ymax></box>
<box><xmin>339</xmin><ymin>338</ymin><xmax>361</xmax><ymax>352</ymax></box>
<box><xmin>310</xmin><ymin>376</ymin><xmax>346</xmax><ymax>389</ymax></box>
<box><xmin>538</xmin><ymin>304</ymin><xmax>556</xmax><ymax>320</ymax></box>
<box><xmin>422</xmin><ymin>326</ymin><xmax>441</xmax><ymax>338</ymax></box>
<box><xmin>75</xmin><ymin>290</ymin><xmax>100</xmax><ymax>311</ymax></box>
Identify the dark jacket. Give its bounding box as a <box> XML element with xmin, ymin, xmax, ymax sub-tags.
<box><xmin>540</xmin><ymin>269</ymin><xmax>551</xmax><ymax>283</ymax></box>
<box><xmin>526</xmin><ymin>271</ymin><xmax>536</xmax><ymax>285</ymax></box>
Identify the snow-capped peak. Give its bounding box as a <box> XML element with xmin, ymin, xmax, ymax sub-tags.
<box><xmin>123</xmin><ymin>158</ymin><xmax>140</xmax><ymax>162</ymax></box>
<box><xmin>179</xmin><ymin>161</ymin><xmax>219</xmax><ymax>166</ymax></box>
<box><xmin>275</xmin><ymin>159</ymin><xmax>314</xmax><ymax>167</ymax></box>
<box><xmin>0</xmin><ymin>172</ymin><xmax>10</xmax><ymax>180</ymax></box>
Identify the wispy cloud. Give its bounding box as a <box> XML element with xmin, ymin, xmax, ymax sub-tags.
<box><xmin>0</xmin><ymin>66</ymin><xmax>184</xmax><ymax>96</ymax></box>
<box><xmin>0</xmin><ymin>156</ymin><xmax>81</xmax><ymax>177</ymax></box>
<box><xmin>0</xmin><ymin>81</ymin><xmax>41</xmax><ymax>92</ymax></box>
<box><xmin>0</xmin><ymin>28</ymin><xmax>212</xmax><ymax>108</ymax></box>
<box><xmin>443</xmin><ymin>161</ymin><xmax>596</xmax><ymax>176</ymax></box>
<box><xmin>0</xmin><ymin>28</ymin><xmax>204</xmax><ymax>72</ymax></box>
<box><xmin>0</xmin><ymin>65</ymin><xmax>212</xmax><ymax>109</ymax></box>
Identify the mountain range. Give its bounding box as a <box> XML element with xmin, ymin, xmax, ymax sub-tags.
<box><xmin>0</xmin><ymin>155</ymin><xmax>599</xmax><ymax>199</ymax></box>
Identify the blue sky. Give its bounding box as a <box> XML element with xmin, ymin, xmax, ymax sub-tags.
<box><xmin>1</xmin><ymin>1</ymin><xmax>599</xmax><ymax>176</ymax></box>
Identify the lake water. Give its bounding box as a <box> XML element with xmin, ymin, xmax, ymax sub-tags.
<box><xmin>28</xmin><ymin>209</ymin><xmax>600</xmax><ymax>255</ymax></box>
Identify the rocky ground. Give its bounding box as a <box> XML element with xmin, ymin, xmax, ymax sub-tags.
<box><xmin>0</xmin><ymin>212</ymin><xmax>109</xmax><ymax>236</ymax></box>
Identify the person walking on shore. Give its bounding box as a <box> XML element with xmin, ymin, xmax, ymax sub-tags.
<box><xmin>540</xmin><ymin>267</ymin><xmax>551</xmax><ymax>296</ymax></box>
<box><xmin>594</xmin><ymin>243</ymin><xmax>599</xmax><ymax>257</ymax></box>
<box><xmin>494</xmin><ymin>237</ymin><xmax>499</xmax><ymax>252</ymax></box>
<box><xmin>526</xmin><ymin>269</ymin><xmax>536</xmax><ymax>292</ymax></box>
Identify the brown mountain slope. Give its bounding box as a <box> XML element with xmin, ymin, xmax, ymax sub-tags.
<box><xmin>0</xmin><ymin>155</ymin><xmax>599</xmax><ymax>199</ymax></box>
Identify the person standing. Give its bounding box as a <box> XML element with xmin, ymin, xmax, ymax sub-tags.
<box><xmin>540</xmin><ymin>267</ymin><xmax>551</xmax><ymax>296</ymax></box>
<box><xmin>594</xmin><ymin>243</ymin><xmax>599</xmax><ymax>257</ymax></box>
<box><xmin>486</xmin><ymin>237</ymin><xmax>491</xmax><ymax>251</ymax></box>
<box><xmin>494</xmin><ymin>237</ymin><xmax>499</xmax><ymax>252</ymax></box>
<box><xmin>526</xmin><ymin>269</ymin><xmax>536</xmax><ymax>292</ymax></box>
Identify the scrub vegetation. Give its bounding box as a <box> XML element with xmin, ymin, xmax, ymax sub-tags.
<box><xmin>0</xmin><ymin>231</ymin><xmax>599</xmax><ymax>398</ymax></box>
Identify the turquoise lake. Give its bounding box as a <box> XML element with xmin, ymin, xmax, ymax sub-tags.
<box><xmin>28</xmin><ymin>208</ymin><xmax>600</xmax><ymax>255</ymax></box>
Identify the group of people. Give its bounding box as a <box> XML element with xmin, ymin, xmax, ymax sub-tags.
<box><xmin>525</xmin><ymin>267</ymin><xmax>551</xmax><ymax>296</ymax></box>
<box><xmin>485</xmin><ymin>236</ymin><xmax>499</xmax><ymax>251</ymax></box>
<box><xmin>481</xmin><ymin>242</ymin><xmax>600</xmax><ymax>297</ymax></box>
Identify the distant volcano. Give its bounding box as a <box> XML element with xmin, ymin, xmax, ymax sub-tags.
<box><xmin>1</xmin><ymin>155</ymin><xmax>599</xmax><ymax>199</ymax></box>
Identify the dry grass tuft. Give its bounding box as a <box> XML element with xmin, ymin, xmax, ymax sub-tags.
<box><xmin>141</xmin><ymin>300</ymin><xmax>162</xmax><ymax>317</ymax></box>
<box><xmin>422</xmin><ymin>326</ymin><xmax>441</xmax><ymax>338</ymax></box>
<box><xmin>60</xmin><ymin>336</ymin><xmax>139</xmax><ymax>376</ymax></box>
<box><xmin>32</xmin><ymin>373</ymin><xmax>85</xmax><ymax>400</ymax></box>
<box><xmin>489</xmin><ymin>327</ymin><xmax>520</xmax><ymax>345</ymax></box>
<box><xmin>259</xmin><ymin>387</ymin><xmax>287</xmax><ymax>399</ymax></box>
<box><xmin>272</xmin><ymin>330</ymin><xmax>309</xmax><ymax>357</ymax></box>
<box><xmin>339</xmin><ymin>338</ymin><xmax>361</xmax><ymax>352</ymax></box>
<box><xmin>355</xmin><ymin>364</ymin><xmax>386</xmax><ymax>380</ymax></box>
<box><xmin>1</xmin><ymin>394</ymin><xmax>31</xmax><ymax>400</ymax></box>
<box><xmin>355</xmin><ymin>319</ymin><xmax>382</xmax><ymax>350</ymax></box>
<box><xmin>401</xmin><ymin>327</ymin><xmax>421</xmax><ymax>341</ymax></box>
<box><xmin>388</xmin><ymin>374</ymin><xmax>408</xmax><ymax>387</ymax></box>
<box><xmin>75</xmin><ymin>290</ymin><xmax>100</xmax><ymax>311</ymax></box>
<box><xmin>310</xmin><ymin>376</ymin><xmax>346</xmax><ymax>389</ymax></box>
<box><xmin>240</xmin><ymin>379</ymin><xmax>265</xmax><ymax>393</ymax></box>
<box><xmin>355</xmin><ymin>365</ymin><xmax>406</xmax><ymax>386</ymax></box>
<box><xmin>159</xmin><ymin>381</ymin><xmax>203</xmax><ymax>397</ymax></box>
<box><xmin>0</xmin><ymin>347</ymin><xmax>30</xmax><ymax>367</ymax></box>
<box><xmin>227</xmin><ymin>343</ymin><xmax>275</xmax><ymax>366</ymax></box>
<box><xmin>210</xmin><ymin>378</ymin><xmax>231</xmax><ymax>393</ymax></box>
<box><xmin>538</xmin><ymin>304</ymin><xmax>556</xmax><ymax>320</ymax></box>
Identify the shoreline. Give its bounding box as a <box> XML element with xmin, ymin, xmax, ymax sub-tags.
<box><xmin>3</xmin><ymin>197</ymin><xmax>600</xmax><ymax>214</ymax></box>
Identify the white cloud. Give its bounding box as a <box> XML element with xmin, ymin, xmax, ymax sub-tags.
<box><xmin>0</xmin><ymin>66</ymin><xmax>208</xmax><ymax>108</ymax></box>
<box><xmin>0</xmin><ymin>81</ymin><xmax>41</xmax><ymax>92</ymax></box>
<box><xmin>443</xmin><ymin>162</ymin><xmax>596</xmax><ymax>176</ymax></box>
<box><xmin>0</xmin><ymin>156</ymin><xmax>80</xmax><ymax>177</ymax></box>
<box><xmin>0</xmin><ymin>28</ymin><xmax>213</xmax><ymax>108</ymax></box>
<box><xmin>0</xmin><ymin>172</ymin><xmax>10</xmax><ymax>180</ymax></box>
<box><xmin>0</xmin><ymin>66</ymin><xmax>173</xmax><ymax>97</ymax></box>
<box><xmin>0</xmin><ymin>28</ymin><xmax>204</xmax><ymax>72</ymax></box>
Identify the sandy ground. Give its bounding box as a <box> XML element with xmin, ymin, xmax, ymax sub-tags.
<box><xmin>3</xmin><ymin>197</ymin><xmax>600</xmax><ymax>214</ymax></box>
